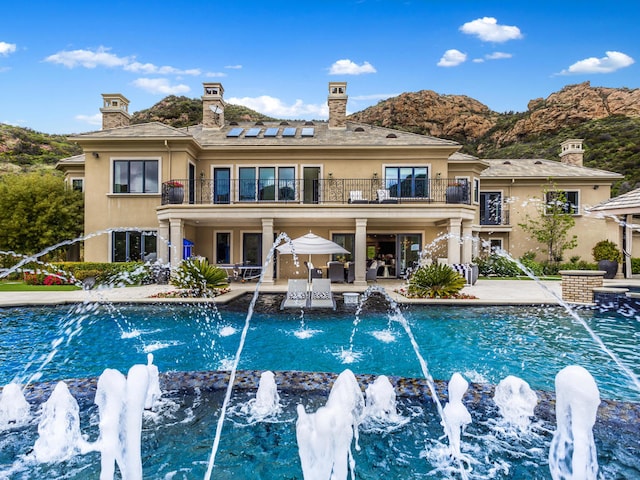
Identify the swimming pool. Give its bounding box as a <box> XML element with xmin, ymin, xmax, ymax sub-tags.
<box><xmin>0</xmin><ymin>298</ymin><xmax>638</xmax><ymax>479</ymax></box>
<box><xmin>2</xmin><ymin>301</ymin><xmax>638</xmax><ymax>402</ymax></box>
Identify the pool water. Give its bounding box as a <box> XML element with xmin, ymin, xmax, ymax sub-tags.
<box><xmin>0</xmin><ymin>299</ymin><xmax>639</xmax><ymax>478</ymax></box>
<box><xmin>1</xmin><ymin>302</ymin><xmax>638</xmax><ymax>402</ymax></box>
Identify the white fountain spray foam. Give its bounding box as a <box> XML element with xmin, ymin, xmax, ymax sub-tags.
<box><xmin>549</xmin><ymin>365</ymin><xmax>600</xmax><ymax>480</ymax></box>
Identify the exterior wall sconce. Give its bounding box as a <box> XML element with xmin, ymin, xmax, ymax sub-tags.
<box><xmin>436</xmin><ymin>172</ymin><xmax>442</xmax><ymax>178</ymax></box>
<box><xmin>593</xmin><ymin>185</ymin><xmax>599</xmax><ymax>190</ymax></box>
<box><xmin>372</xmin><ymin>172</ymin><xmax>378</xmax><ymax>179</ymax></box>
<box><xmin>328</xmin><ymin>172</ymin><xmax>333</xmax><ymax>179</ymax></box>
<box><xmin>199</xmin><ymin>171</ymin><xmax>205</xmax><ymax>179</ymax></box>
<box><xmin>92</xmin><ymin>152</ymin><xmax>100</xmax><ymax>159</ymax></box>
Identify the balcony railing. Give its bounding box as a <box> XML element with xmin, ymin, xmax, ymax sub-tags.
<box><xmin>161</xmin><ymin>178</ymin><xmax>471</xmax><ymax>206</ymax></box>
<box><xmin>479</xmin><ymin>208</ymin><xmax>510</xmax><ymax>226</ymax></box>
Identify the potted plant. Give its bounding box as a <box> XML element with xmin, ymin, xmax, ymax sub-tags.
<box><xmin>592</xmin><ymin>240</ymin><xmax>621</xmax><ymax>279</ymax></box>
<box><xmin>166</xmin><ymin>180</ymin><xmax>184</xmax><ymax>204</ymax></box>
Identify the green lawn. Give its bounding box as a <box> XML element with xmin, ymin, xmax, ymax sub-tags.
<box><xmin>0</xmin><ymin>282</ymin><xmax>81</xmax><ymax>292</ymax></box>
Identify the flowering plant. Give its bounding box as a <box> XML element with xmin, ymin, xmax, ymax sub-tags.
<box><xmin>166</xmin><ymin>180</ymin><xmax>183</xmax><ymax>188</ymax></box>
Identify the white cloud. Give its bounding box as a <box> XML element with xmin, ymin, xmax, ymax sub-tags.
<box><xmin>45</xmin><ymin>46</ymin><xmax>129</xmax><ymax>68</ymax></box>
<box><xmin>206</xmin><ymin>71</ymin><xmax>227</xmax><ymax>77</ymax></box>
<box><xmin>0</xmin><ymin>41</ymin><xmax>17</xmax><ymax>56</ymax></box>
<box><xmin>132</xmin><ymin>78</ymin><xmax>190</xmax><ymax>95</ymax></box>
<box><xmin>485</xmin><ymin>52</ymin><xmax>512</xmax><ymax>60</ymax></box>
<box><xmin>75</xmin><ymin>113</ymin><xmax>102</xmax><ymax>126</ymax></box>
<box><xmin>558</xmin><ymin>51</ymin><xmax>635</xmax><ymax>75</ymax></box>
<box><xmin>460</xmin><ymin>17</ymin><xmax>523</xmax><ymax>43</ymax></box>
<box><xmin>329</xmin><ymin>59</ymin><xmax>376</xmax><ymax>75</ymax></box>
<box><xmin>473</xmin><ymin>51</ymin><xmax>513</xmax><ymax>63</ymax></box>
<box><xmin>228</xmin><ymin>95</ymin><xmax>328</xmax><ymax>118</ymax></box>
<box><xmin>45</xmin><ymin>46</ymin><xmax>202</xmax><ymax>76</ymax></box>
<box><xmin>224</xmin><ymin>64</ymin><xmax>243</xmax><ymax>69</ymax></box>
<box><xmin>124</xmin><ymin>62</ymin><xmax>200</xmax><ymax>76</ymax></box>
<box><xmin>437</xmin><ymin>49</ymin><xmax>467</xmax><ymax>67</ymax></box>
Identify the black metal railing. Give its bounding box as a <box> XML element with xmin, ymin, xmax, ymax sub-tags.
<box><xmin>161</xmin><ymin>177</ymin><xmax>472</xmax><ymax>206</ymax></box>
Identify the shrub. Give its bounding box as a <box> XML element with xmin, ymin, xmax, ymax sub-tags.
<box><xmin>475</xmin><ymin>254</ymin><xmax>522</xmax><ymax>277</ymax></box>
<box><xmin>632</xmin><ymin>258</ymin><xmax>640</xmax><ymax>274</ymax></box>
<box><xmin>592</xmin><ymin>240</ymin><xmax>622</xmax><ymax>262</ymax></box>
<box><xmin>407</xmin><ymin>263</ymin><xmax>466</xmax><ymax>298</ymax></box>
<box><xmin>171</xmin><ymin>258</ymin><xmax>229</xmax><ymax>296</ymax></box>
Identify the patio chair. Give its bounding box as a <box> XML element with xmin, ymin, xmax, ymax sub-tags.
<box><xmin>366</xmin><ymin>260</ymin><xmax>378</xmax><ymax>282</ymax></box>
<box><xmin>304</xmin><ymin>261</ymin><xmax>323</xmax><ymax>280</ymax></box>
<box><xmin>309</xmin><ymin>278</ymin><xmax>336</xmax><ymax>310</ymax></box>
<box><xmin>280</xmin><ymin>279</ymin><xmax>309</xmax><ymax>310</ymax></box>
<box><xmin>346</xmin><ymin>262</ymin><xmax>355</xmax><ymax>283</ymax></box>
<box><xmin>328</xmin><ymin>261</ymin><xmax>345</xmax><ymax>283</ymax></box>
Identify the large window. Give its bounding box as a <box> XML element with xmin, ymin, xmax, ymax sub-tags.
<box><xmin>545</xmin><ymin>190</ymin><xmax>579</xmax><ymax>215</ymax></box>
<box><xmin>216</xmin><ymin>232</ymin><xmax>231</xmax><ymax>264</ymax></box>
<box><xmin>332</xmin><ymin>233</ymin><xmax>354</xmax><ymax>262</ymax></box>
<box><xmin>213</xmin><ymin>168</ymin><xmax>231</xmax><ymax>204</ymax></box>
<box><xmin>240</xmin><ymin>166</ymin><xmax>296</xmax><ymax>202</ymax></box>
<box><xmin>243</xmin><ymin>233</ymin><xmax>262</xmax><ymax>265</ymax></box>
<box><xmin>113</xmin><ymin>160</ymin><xmax>158</xmax><ymax>193</ymax></box>
<box><xmin>112</xmin><ymin>231</ymin><xmax>157</xmax><ymax>262</ymax></box>
<box><xmin>480</xmin><ymin>192</ymin><xmax>503</xmax><ymax>225</ymax></box>
<box><xmin>385</xmin><ymin>167</ymin><xmax>428</xmax><ymax>198</ymax></box>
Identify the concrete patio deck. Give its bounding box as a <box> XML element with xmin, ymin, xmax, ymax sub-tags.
<box><xmin>1</xmin><ymin>277</ymin><xmax>638</xmax><ymax>307</ymax></box>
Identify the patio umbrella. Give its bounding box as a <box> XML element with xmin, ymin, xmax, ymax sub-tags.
<box><xmin>277</xmin><ymin>232</ymin><xmax>350</xmax><ymax>279</ymax></box>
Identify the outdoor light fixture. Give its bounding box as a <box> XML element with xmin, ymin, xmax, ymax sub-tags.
<box><xmin>92</xmin><ymin>152</ymin><xmax>100</xmax><ymax>159</ymax></box>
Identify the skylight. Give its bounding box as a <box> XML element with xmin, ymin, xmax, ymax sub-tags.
<box><xmin>264</xmin><ymin>127</ymin><xmax>279</xmax><ymax>137</ymax></box>
<box><xmin>282</xmin><ymin>127</ymin><xmax>297</xmax><ymax>137</ymax></box>
<box><xmin>301</xmin><ymin>127</ymin><xmax>314</xmax><ymax>137</ymax></box>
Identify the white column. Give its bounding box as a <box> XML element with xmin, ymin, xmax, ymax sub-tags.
<box><xmin>157</xmin><ymin>220</ymin><xmax>170</xmax><ymax>264</ymax></box>
<box><xmin>461</xmin><ymin>221</ymin><xmax>473</xmax><ymax>263</ymax></box>
<box><xmin>354</xmin><ymin>218</ymin><xmax>368</xmax><ymax>286</ymax></box>
<box><xmin>447</xmin><ymin>218</ymin><xmax>462</xmax><ymax>264</ymax></box>
<box><xmin>261</xmin><ymin>218</ymin><xmax>274</xmax><ymax>284</ymax></box>
<box><xmin>169</xmin><ymin>218</ymin><xmax>183</xmax><ymax>266</ymax></box>
<box><xmin>625</xmin><ymin>214</ymin><xmax>633</xmax><ymax>279</ymax></box>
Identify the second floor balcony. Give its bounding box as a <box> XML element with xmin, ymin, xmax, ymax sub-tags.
<box><xmin>161</xmin><ymin>177</ymin><xmax>472</xmax><ymax>206</ymax></box>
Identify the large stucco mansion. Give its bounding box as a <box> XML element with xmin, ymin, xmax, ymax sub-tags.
<box><xmin>57</xmin><ymin>82</ymin><xmax>633</xmax><ymax>284</ymax></box>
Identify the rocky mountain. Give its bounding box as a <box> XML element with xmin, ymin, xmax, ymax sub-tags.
<box><xmin>131</xmin><ymin>96</ymin><xmax>276</xmax><ymax>127</ymax></box>
<box><xmin>349</xmin><ymin>81</ymin><xmax>640</xmax><ymax>147</ymax></box>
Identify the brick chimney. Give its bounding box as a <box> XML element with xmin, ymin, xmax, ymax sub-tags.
<box><xmin>100</xmin><ymin>94</ymin><xmax>131</xmax><ymax>129</ymax></box>
<box><xmin>202</xmin><ymin>82</ymin><xmax>225</xmax><ymax>129</ymax></box>
<box><xmin>559</xmin><ymin>139</ymin><xmax>584</xmax><ymax>167</ymax></box>
<box><xmin>328</xmin><ymin>81</ymin><xmax>347</xmax><ymax>130</ymax></box>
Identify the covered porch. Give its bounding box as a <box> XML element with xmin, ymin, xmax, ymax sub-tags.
<box><xmin>156</xmin><ymin>203</ymin><xmax>478</xmax><ymax>286</ymax></box>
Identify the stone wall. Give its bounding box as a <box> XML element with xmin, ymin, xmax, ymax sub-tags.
<box><xmin>559</xmin><ymin>270</ymin><xmax>606</xmax><ymax>304</ymax></box>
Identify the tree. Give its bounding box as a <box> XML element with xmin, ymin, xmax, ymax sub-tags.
<box><xmin>518</xmin><ymin>186</ymin><xmax>578</xmax><ymax>263</ymax></box>
<box><xmin>0</xmin><ymin>171</ymin><xmax>84</xmax><ymax>259</ymax></box>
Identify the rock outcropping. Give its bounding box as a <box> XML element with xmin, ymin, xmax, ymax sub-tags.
<box><xmin>348</xmin><ymin>82</ymin><xmax>640</xmax><ymax>146</ymax></box>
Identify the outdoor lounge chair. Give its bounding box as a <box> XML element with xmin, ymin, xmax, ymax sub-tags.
<box><xmin>349</xmin><ymin>190</ymin><xmax>368</xmax><ymax>204</ymax></box>
<box><xmin>377</xmin><ymin>189</ymin><xmax>398</xmax><ymax>204</ymax></box>
<box><xmin>328</xmin><ymin>261</ymin><xmax>345</xmax><ymax>283</ymax></box>
<box><xmin>280</xmin><ymin>279</ymin><xmax>309</xmax><ymax>309</ymax></box>
<box><xmin>309</xmin><ymin>278</ymin><xmax>336</xmax><ymax>310</ymax></box>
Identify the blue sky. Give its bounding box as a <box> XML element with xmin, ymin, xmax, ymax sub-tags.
<box><xmin>1</xmin><ymin>0</ymin><xmax>637</xmax><ymax>134</ymax></box>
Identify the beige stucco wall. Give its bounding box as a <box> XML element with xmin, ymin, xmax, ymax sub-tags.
<box><xmin>478</xmin><ymin>178</ymin><xmax>620</xmax><ymax>262</ymax></box>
